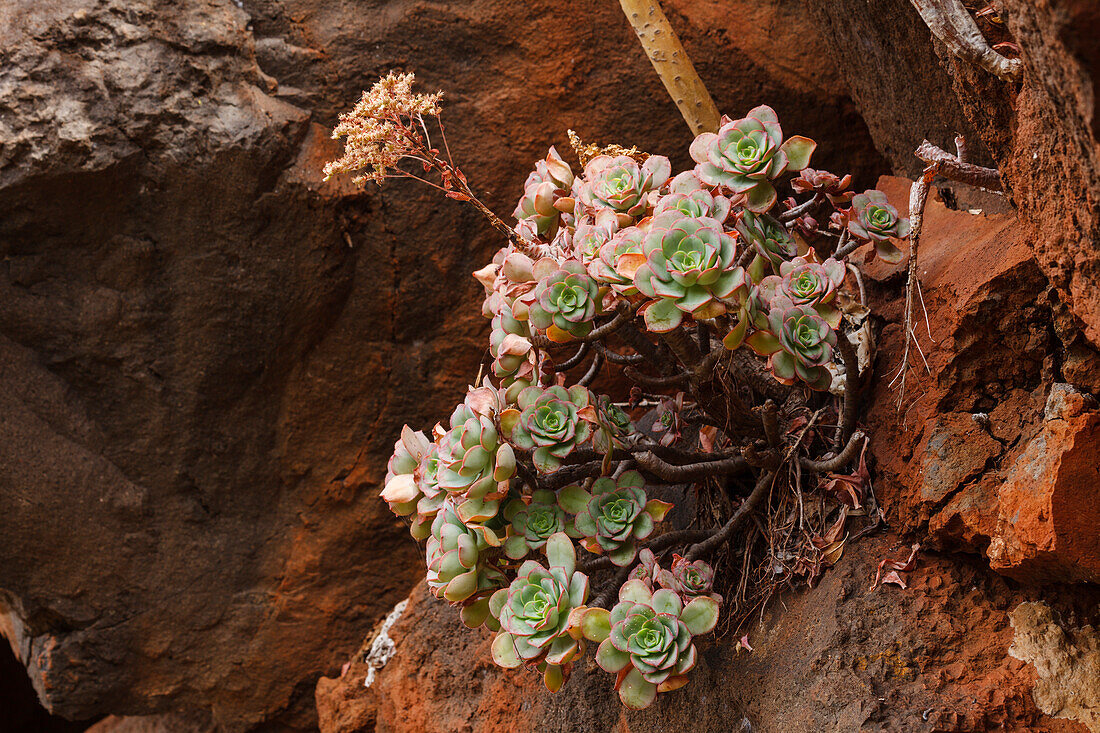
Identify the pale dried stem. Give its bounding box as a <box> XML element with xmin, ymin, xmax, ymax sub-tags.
<box><xmin>618</xmin><ymin>0</ymin><xmax>721</xmax><ymax>135</ymax></box>
<box><xmin>909</xmin><ymin>0</ymin><xmax>1023</xmax><ymax>81</ymax></box>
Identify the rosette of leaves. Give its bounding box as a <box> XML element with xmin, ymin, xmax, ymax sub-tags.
<box><xmin>847</xmin><ymin>189</ymin><xmax>910</xmax><ymax>263</ymax></box>
<box><xmin>513</xmin><ymin>147</ymin><xmax>574</xmax><ymax>238</ymax></box>
<box><xmin>652</xmin><ymin>171</ymin><xmax>732</xmax><ymax>225</ymax></box>
<box><xmin>592</xmin><ymin>394</ymin><xmax>636</xmax><ymax>454</ymax></box>
<box><xmin>759</xmin><ymin>256</ymin><xmax>845</xmax><ymax>328</ymax></box>
<box><xmin>573</xmin><ymin>222</ymin><xmax>615</xmax><ymax>266</ymax></box>
<box><xmin>528</xmin><ymin>261</ymin><xmax>602</xmax><ymax>342</ymax></box>
<box><xmin>791</xmin><ymin>168</ymin><xmax>853</xmax><ymax>205</ymax></box>
<box><xmin>489</xmin><ymin>533</ymin><xmax>590</xmax><ymax>692</ymax></box>
<box><xmin>502</xmin><ymin>385</ymin><xmax>595</xmax><ymax>473</ymax></box>
<box><xmin>502</xmin><ymin>490</ymin><xmax>572</xmax><ymax>559</ymax></box>
<box><xmin>577</xmin><ymin>580</ymin><xmax>719</xmax><ymax>709</ymax></box>
<box><xmin>560</xmin><ymin>471</ymin><xmax>671</xmax><ymax>565</ymax></box>
<box><xmin>633</xmin><ymin>215</ymin><xmax>744</xmax><ymax>332</ymax></box>
<box><xmin>746</xmin><ymin>297</ymin><xmax>838</xmax><ymax>390</ymax></box>
<box><xmin>722</xmin><ymin>281</ymin><xmax>774</xmax><ymax>350</ymax></box>
<box><xmin>628</xmin><ymin>548</ymin><xmax>662</xmax><ymax>588</ymax></box>
<box><xmin>735</xmin><ymin>210</ymin><xmax>799</xmax><ymax>274</ymax></box>
<box><xmin>689</xmin><ymin>105</ymin><xmax>816</xmax><ymax>212</ymax></box>
<box><xmin>588</xmin><ymin>226</ymin><xmax>646</xmax><ymax>296</ymax></box>
<box><xmin>489</xmin><ymin>300</ymin><xmax>535</xmax><ymax>399</ymax></box>
<box><xmin>436</xmin><ymin>394</ymin><xmax>517</xmax><ymax>523</ymax></box>
<box><xmin>656</xmin><ymin>555</ymin><xmax>722</xmax><ymax>603</ymax></box>
<box><xmin>425</xmin><ymin>497</ymin><xmax>505</xmax><ymax>606</ymax></box>
<box><xmin>578</xmin><ymin>154</ymin><xmax>671</xmax><ymax>219</ymax></box>
<box><xmin>380</xmin><ymin>425</ymin><xmax>431</xmax><ymax>520</ymax></box>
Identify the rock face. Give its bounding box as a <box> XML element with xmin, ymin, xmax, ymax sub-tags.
<box><xmin>0</xmin><ymin>0</ymin><xmax>885</xmax><ymax>729</ymax></box>
<box><xmin>809</xmin><ymin>0</ymin><xmax>1100</xmax><ymax>348</ymax></box>
<box><xmin>323</xmin><ymin>536</ymin><xmax>1100</xmax><ymax>733</ymax></box>
<box><xmin>857</xmin><ymin>177</ymin><xmax>1100</xmax><ymax>584</ymax></box>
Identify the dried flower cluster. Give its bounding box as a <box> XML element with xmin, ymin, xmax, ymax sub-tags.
<box><xmin>329</xmin><ymin>74</ymin><xmax>906</xmax><ymax>709</ymax></box>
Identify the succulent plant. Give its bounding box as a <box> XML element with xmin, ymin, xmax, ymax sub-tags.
<box><xmin>380</xmin><ymin>425</ymin><xmax>432</xmax><ymax>519</ymax></box>
<box><xmin>562</xmin><ymin>471</ymin><xmax>671</xmax><ymax>566</ymax></box>
<box><xmin>633</xmin><ymin>216</ymin><xmax>744</xmax><ymax>332</ymax></box>
<box><xmin>514</xmin><ymin>147</ymin><xmax>574</xmax><ymax>238</ymax></box>
<box><xmin>652</xmin><ymin>171</ymin><xmax>732</xmax><ymax>225</ymax></box>
<box><xmin>847</xmin><ymin>189</ymin><xmax>910</xmax><ymax>263</ymax></box>
<box><xmin>380</xmin><ymin>426</ymin><xmax>448</xmax><ymax>540</ymax></box>
<box><xmin>489</xmin><ymin>300</ymin><xmax>536</xmax><ymax>388</ymax></box>
<box><xmin>790</xmin><ymin>168</ymin><xmax>853</xmax><ymax>205</ymax></box>
<box><xmin>503</xmin><ymin>490</ymin><xmax>571</xmax><ymax>559</ymax></box>
<box><xmin>759</xmin><ymin>256</ymin><xmax>845</xmax><ymax>328</ymax></box>
<box><xmin>592</xmin><ymin>580</ymin><xmax>719</xmax><ymax>709</ymax></box>
<box><xmin>489</xmin><ymin>533</ymin><xmax>590</xmax><ymax>691</ymax></box>
<box><xmin>578</xmin><ymin>154</ymin><xmax>671</xmax><ymax>218</ymax></box>
<box><xmin>528</xmin><ymin>261</ymin><xmax>602</xmax><ymax>342</ymax></box>
<box><xmin>735</xmin><ymin>210</ymin><xmax>799</xmax><ymax>273</ymax></box>
<box><xmin>588</xmin><ymin>226</ymin><xmax>646</xmax><ymax>296</ymax></box>
<box><xmin>436</xmin><ymin>390</ymin><xmax>517</xmax><ymax>523</ymax></box>
<box><xmin>689</xmin><ymin>105</ymin><xmax>816</xmax><ymax>212</ymax></box>
<box><xmin>503</xmin><ymin>385</ymin><xmax>595</xmax><ymax>473</ymax></box>
<box><xmin>573</xmin><ymin>222</ymin><xmax>615</xmax><ymax>266</ymax></box>
<box><xmin>592</xmin><ymin>394</ymin><xmax>636</xmax><ymax>454</ymax></box>
<box><xmin>656</xmin><ymin>555</ymin><xmax>722</xmax><ymax>603</ymax></box>
<box><xmin>746</xmin><ymin>297</ymin><xmax>837</xmax><ymax>390</ymax></box>
<box><xmin>425</xmin><ymin>497</ymin><xmax>506</xmax><ymax>604</ymax></box>
<box><xmin>628</xmin><ymin>547</ymin><xmax>662</xmax><ymax>588</ymax></box>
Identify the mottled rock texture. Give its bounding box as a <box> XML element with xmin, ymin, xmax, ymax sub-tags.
<box><xmin>0</xmin><ymin>0</ymin><xmax>883</xmax><ymax>729</ymax></box>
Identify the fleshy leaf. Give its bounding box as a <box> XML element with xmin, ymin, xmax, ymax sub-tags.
<box><xmin>492</xmin><ymin>632</ymin><xmax>522</xmax><ymax>668</ymax></box>
<box><xmin>681</xmin><ymin>596</ymin><xmax>720</xmax><ymax>635</ymax></box>
<box><xmin>644</xmin><ymin>499</ymin><xmax>673</xmax><ymax>522</ymax></box>
<box><xmin>779</xmin><ymin>135</ymin><xmax>816</xmax><ymax>171</ymax></box>
<box><xmin>618</xmin><ymin>667</ymin><xmax>658</xmax><ymax>710</ymax></box>
<box><xmin>546</xmin><ymin>532</ymin><xmax>576</xmax><ymax>575</ymax></box>
<box><xmin>557</xmin><ymin>484</ymin><xmax>592</xmax><ymax>515</ymax></box>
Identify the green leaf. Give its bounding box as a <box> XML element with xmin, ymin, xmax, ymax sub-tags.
<box><xmin>644</xmin><ymin>499</ymin><xmax>673</xmax><ymax>522</ymax></box>
<box><xmin>745</xmin><ymin>181</ymin><xmax>777</xmax><ymax>213</ymax></box>
<box><xmin>488</xmin><ymin>588</ymin><xmax>508</xmax><ymax>619</ymax></box>
<box><xmin>875</xmin><ymin>238</ymin><xmax>904</xmax><ymax>264</ymax></box>
<box><xmin>681</xmin><ymin>596</ymin><xmax>720</xmax><ymax>635</ymax></box>
<box><xmin>651</xmin><ymin>588</ymin><xmax>683</xmax><ymax>617</ymax></box>
<box><xmin>569</xmin><ymin>606</ymin><xmax>611</xmax><ymax>642</ymax></box>
<box><xmin>499</xmin><ymin>409</ymin><xmax>520</xmax><ymax>439</ymax></box>
<box><xmin>723</xmin><ymin>317</ymin><xmax>748</xmax><ymax>350</ymax></box>
<box><xmin>491</xmin><ymin>632</ymin><xmax>522</xmax><ymax>669</ymax></box>
<box><xmin>543</xmin><ymin>664</ymin><xmax>565</xmax><ymax>692</ymax></box>
<box><xmin>618</xmin><ymin>579</ymin><xmax>653</xmax><ymax>605</ymax></box>
<box><xmin>557</xmin><ymin>484</ymin><xmax>592</xmax><ymax>515</ymax></box>
<box><xmin>460</xmin><ymin>597</ymin><xmax>491</xmax><ymax>628</ymax></box>
<box><xmin>779</xmin><ymin>135</ymin><xmax>816</xmax><ymax>171</ymax></box>
<box><xmin>545</xmin><ymin>532</ymin><xmax>575</xmax><ymax>575</ymax></box>
<box><xmin>642</xmin><ymin>298</ymin><xmax>683</xmax><ymax>333</ymax></box>
<box><xmin>444</xmin><ymin>569</ymin><xmax>478</xmax><ymax>602</ymax></box>
<box><xmin>609</xmin><ymin>540</ymin><xmax>637</xmax><ymax>567</ymax></box>
<box><xmin>618</xmin><ymin>667</ymin><xmax>658</xmax><ymax>710</ymax></box>
<box><xmin>595</xmin><ymin>638</ymin><xmax>631</xmax><ymax>673</ymax></box>
<box><xmin>745</xmin><ymin>331</ymin><xmax>781</xmax><ymax>356</ymax></box>
<box><xmin>503</xmin><ymin>535</ymin><xmax>529</xmax><ymax>560</ymax></box>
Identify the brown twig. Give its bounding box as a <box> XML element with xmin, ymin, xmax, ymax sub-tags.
<box><xmin>914</xmin><ymin>140</ymin><xmax>1003</xmax><ymax>191</ymax></box>
<box><xmin>685</xmin><ymin>471</ymin><xmax>775</xmax><ymax>561</ymax></box>
<box><xmin>798</xmin><ymin>430</ymin><xmax>866</xmax><ymax>474</ymax></box>
<box><xmin>633</xmin><ymin>450</ymin><xmax>748</xmax><ymax>482</ymax></box>
<box><xmin>835</xmin><ymin>334</ymin><xmax>860</xmax><ymax>447</ymax></box>
<box><xmin>577</xmin><ymin>351</ymin><xmax>604</xmax><ymax>387</ymax></box>
<box><xmin>553</xmin><ymin>343</ymin><xmax>590</xmax><ymax>372</ymax></box>
<box><xmin>623</xmin><ymin>366</ymin><xmax>690</xmax><ymax>388</ymax></box>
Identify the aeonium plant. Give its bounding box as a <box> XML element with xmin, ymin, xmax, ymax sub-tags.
<box><xmin>330</xmin><ymin>72</ymin><xmax>901</xmax><ymax>711</ymax></box>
